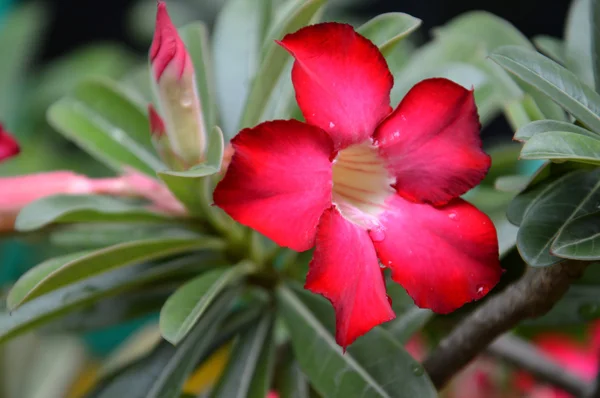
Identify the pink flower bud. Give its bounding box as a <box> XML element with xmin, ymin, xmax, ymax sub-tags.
<box><xmin>0</xmin><ymin>124</ymin><xmax>20</xmax><ymax>162</ymax></box>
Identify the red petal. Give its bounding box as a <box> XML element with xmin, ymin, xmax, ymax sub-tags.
<box><xmin>536</xmin><ymin>335</ymin><xmax>597</xmax><ymax>380</ymax></box>
<box><xmin>0</xmin><ymin>124</ymin><xmax>20</xmax><ymax>162</ymax></box>
<box><xmin>306</xmin><ymin>208</ymin><xmax>395</xmax><ymax>348</ymax></box>
<box><xmin>373</xmin><ymin>195</ymin><xmax>501</xmax><ymax>314</ymax></box>
<box><xmin>214</xmin><ymin>120</ymin><xmax>334</xmax><ymax>252</ymax></box>
<box><xmin>374</xmin><ymin>78</ymin><xmax>490</xmax><ymax>205</ymax></box>
<box><xmin>150</xmin><ymin>1</ymin><xmax>190</xmax><ymax>80</ymax></box>
<box><xmin>148</xmin><ymin>104</ymin><xmax>166</xmax><ymax>137</ymax></box>
<box><xmin>278</xmin><ymin>23</ymin><xmax>393</xmax><ymax>149</ymax></box>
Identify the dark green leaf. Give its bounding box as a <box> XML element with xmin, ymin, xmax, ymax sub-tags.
<box><xmin>517</xmin><ymin>169</ymin><xmax>600</xmax><ymax>266</ymax></box>
<box><xmin>212</xmin><ymin>313</ymin><xmax>274</xmax><ymax>398</ymax></box>
<box><xmin>552</xmin><ymin>211</ymin><xmax>600</xmax><ymax>259</ymax></box>
<box><xmin>593</xmin><ymin>0</ymin><xmax>600</xmax><ymax>90</ymax></box>
<box><xmin>15</xmin><ymin>195</ymin><xmax>173</xmax><ymax>232</ymax></box>
<box><xmin>514</xmin><ymin>120</ymin><xmax>596</xmax><ymax>142</ymax></box>
<box><xmin>520</xmin><ymin>131</ymin><xmax>600</xmax><ymax>164</ymax></box>
<box><xmin>357</xmin><ymin>13</ymin><xmax>421</xmax><ymax>56</ymax></box>
<box><xmin>524</xmin><ymin>284</ymin><xmax>600</xmax><ymax>326</ymax></box>
<box><xmin>565</xmin><ymin>0</ymin><xmax>594</xmax><ymax>87</ymax></box>
<box><xmin>490</xmin><ymin>46</ymin><xmax>600</xmax><ymax>134</ymax></box>
<box><xmin>277</xmin><ymin>347</ymin><xmax>309</xmax><ymax>398</ymax></box>
<box><xmin>277</xmin><ymin>285</ymin><xmax>436</xmax><ymax>398</ymax></box>
<box><xmin>384</xmin><ymin>282</ymin><xmax>432</xmax><ymax>344</ymax></box>
<box><xmin>160</xmin><ymin>262</ymin><xmax>254</xmax><ymax>344</ymax></box>
<box><xmin>7</xmin><ymin>235</ymin><xmax>223</xmax><ymax>309</ymax></box>
<box><xmin>533</xmin><ymin>35</ymin><xmax>565</xmax><ymax>64</ymax></box>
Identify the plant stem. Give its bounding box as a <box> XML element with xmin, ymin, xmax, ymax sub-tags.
<box><xmin>423</xmin><ymin>260</ymin><xmax>588</xmax><ymax>390</ymax></box>
<box><xmin>486</xmin><ymin>334</ymin><xmax>589</xmax><ymax>396</ymax></box>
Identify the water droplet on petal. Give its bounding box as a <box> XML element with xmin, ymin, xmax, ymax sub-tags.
<box><xmin>329</xmin><ymin>121</ymin><xmax>336</xmax><ymax>128</ymax></box>
<box><xmin>448</xmin><ymin>211</ymin><xmax>457</xmax><ymax>220</ymax></box>
<box><xmin>386</xmin><ymin>295</ymin><xmax>393</xmax><ymax>306</ymax></box>
<box><xmin>369</xmin><ymin>228</ymin><xmax>386</xmax><ymax>242</ymax></box>
<box><xmin>476</xmin><ymin>285</ymin><xmax>488</xmax><ymax>298</ymax></box>
<box><xmin>411</xmin><ymin>364</ymin><xmax>425</xmax><ymax>376</ymax></box>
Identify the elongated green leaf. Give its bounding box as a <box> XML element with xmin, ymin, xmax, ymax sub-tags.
<box><xmin>566</xmin><ymin>0</ymin><xmax>594</xmax><ymax>87</ymax></box>
<box><xmin>213</xmin><ymin>0</ymin><xmax>271</xmax><ymax>138</ymax></box>
<box><xmin>0</xmin><ymin>255</ymin><xmax>213</xmax><ymax>344</ymax></box>
<box><xmin>533</xmin><ymin>35</ymin><xmax>565</xmax><ymax>64</ymax></box>
<box><xmin>515</xmin><ymin>120</ymin><xmax>597</xmax><ymax>142</ymax></box>
<box><xmin>15</xmin><ymin>195</ymin><xmax>172</xmax><ymax>232</ymax></box>
<box><xmin>47</xmin><ymin>81</ymin><xmax>163</xmax><ymax>175</ymax></box>
<box><xmin>212</xmin><ymin>314</ymin><xmax>274</xmax><ymax>398</ymax></box>
<box><xmin>518</xmin><ymin>169</ymin><xmax>600</xmax><ymax>266</ymax></box>
<box><xmin>552</xmin><ymin>211</ymin><xmax>600</xmax><ymax>259</ymax></box>
<box><xmin>91</xmin><ymin>291</ymin><xmax>235</xmax><ymax>398</ymax></box>
<box><xmin>180</xmin><ymin>23</ymin><xmax>217</xmax><ymax>135</ymax></box>
<box><xmin>277</xmin><ymin>347</ymin><xmax>309</xmax><ymax>398</ymax></box>
<box><xmin>158</xmin><ymin>165</ymin><xmax>218</xmax><ymax>217</ymax></box>
<box><xmin>239</xmin><ymin>0</ymin><xmax>326</xmax><ymax>130</ymax></box>
<box><xmin>357</xmin><ymin>13</ymin><xmax>421</xmax><ymax>56</ymax></box>
<box><xmin>7</xmin><ymin>235</ymin><xmax>223</xmax><ymax>309</ymax></box>
<box><xmin>521</xmin><ymin>131</ymin><xmax>600</xmax><ymax>164</ymax></box>
<box><xmin>490</xmin><ymin>46</ymin><xmax>600</xmax><ymax>134</ymax></box>
<box><xmin>160</xmin><ymin>262</ymin><xmax>254</xmax><ymax>344</ymax></box>
<box><xmin>593</xmin><ymin>0</ymin><xmax>600</xmax><ymax>90</ymax></box>
<box><xmin>277</xmin><ymin>285</ymin><xmax>436</xmax><ymax>398</ymax></box>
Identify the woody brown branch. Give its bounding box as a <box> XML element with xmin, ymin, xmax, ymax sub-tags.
<box><xmin>423</xmin><ymin>260</ymin><xmax>589</xmax><ymax>392</ymax></box>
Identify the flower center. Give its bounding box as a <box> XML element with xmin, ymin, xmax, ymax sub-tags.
<box><xmin>331</xmin><ymin>141</ymin><xmax>396</xmax><ymax>230</ymax></box>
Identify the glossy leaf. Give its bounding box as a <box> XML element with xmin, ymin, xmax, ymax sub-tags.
<box><xmin>533</xmin><ymin>35</ymin><xmax>565</xmax><ymax>64</ymax></box>
<box><xmin>552</xmin><ymin>211</ymin><xmax>600</xmax><ymax>259</ymax></box>
<box><xmin>47</xmin><ymin>79</ymin><xmax>163</xmax><ymax>175</ymax></box>
<box><xmin>520</xmin><ymin>131</ymin><xmax>600</xmax><ymax>164</ymax></box>
<box><xmin>212</xmin><ymin>314</ymin><xmax>274</xmax><ymax>398</ymax></box>
<box><xmin>213</xmin><ymin>0</ymin><xmax>271</xmax><ymax>138</ymax></box>
<box><xmin>91</xmin><ymin>291</ymin><xmax>235</xmax><ymax>398</ymax></box>
<box><xmin>490</xmin><ymin>46</ymin><xmax>600</xmax><ymax>134</ymax></box>
<box><xmin>565</xmin><ymin>0</ymin><xmax>594</xmax><ymax>87</ymax></box>
<box><xmin>239</xmin><ymin>0</ymin><xmax>326</xmax><ymax>130</ymax></box>
<box><xmin>357</xmin><ymin>13</ymin><xmax>421</xmax><ymax>56</ymax></box>
<box><xmin>15</xmin><ymin>195</ymin><xmax>172</xmax><ymax>232</ymax></box>
<box><xmin>277</xmin><ymin>285</ymin><xmax>436</xmax><ymax>398</ymax></box>
<box><xmin>160</xmin><ymin>262</ymin><xmax>254</xmax><ymax>344</ymax></box>
<box><xmin>7</xmin><ymin>234</ymin><xmax>223</xmax><ymax>309</ymax></box>
<box><xmin>514</xmin><ymin>120</ymin><xmax>597</xmax><ymax>142</ymax></box>
<box><xmin>0</xmin><ymin>255</ymin><xmax>213</xmax><ymax>344</ymax></box>
<box><xmin>518</xmin><ymin>169</ymin><xmax>600</xmax><ymax>266</ymax></box>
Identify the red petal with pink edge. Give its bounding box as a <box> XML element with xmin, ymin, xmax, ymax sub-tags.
<box><xmin>372</xmin><ymin>195</ymin><xmax>501</xmax><ymax>314</ymax></box>
<box><xmin>306</xmin><ymin>207</ymin><xmax>395</xmax><ymax>348</ymax></box>
<box><xmin>278</xmin><ymin>23</ymin><xmax>393</xmax><ymax>149</ymax></box>
<box><xmin>373</xmin><ymin>78</ymin><xmax>490</xmax><ymax>206</ymax></box>
<box><xmin>214</xmin><ymin>120</ymin><xmax>334</xmax><ymax>252</ymax></box>
<box><xmin>0</xmin><ymin>124</ymin><xmax>20</xmax><ymax>162</ymax></box>
<box><xmin>150</xmin><ymin>1</ymin><xmax>190</xmax><ymax>80</ymax></box>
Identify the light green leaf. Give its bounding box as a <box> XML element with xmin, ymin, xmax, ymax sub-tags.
<box><xmin>552</xmin><ymin>211</ymin><xmax>600</xmax><ymax>259</ymax></box>
<box><xmin>213</xmin><ymin>0</ymin><xmax>272</xmax><ymax>138</ymax></box>
<box><xmin>517</xmin><ymin>169</ymin><xmax>600</xmax><ymax>266</ymax></box>
<box><xmin>159</xmin><ymin>262</ymin><xmax>254</xmax><ymax>344</ymax></box>
<box><xmin>520</xmin><ymin>131</ymin><xmax>600</xmax><ymax>165</ymax></box>
<box><xmin>0</xmin><ymin>255</ymin><xmax>213</xmax><ymax>344</ymax></box>
<box><xmin>239</xmin><ymin>0</ymin><xmax>326</xmax><ymax>130</ymax></box>
<box><xmin>277</xmin><ymin>285</ymin><xmax>436</xmax><ymax>398</ymax></box>
<box><xmin>490</xmin><ymin>46</ymin><xmax>600</xmax><ymax>134</ymax></box>
<box><xmin>494</xmin><ymin>175</ymin><xmax>530</xmax><ymax>193</ymax></box>
<box><xmin>212</xmin><ymin>314</ymin><xmax>274</xmax><ymax>398</ymax></box>
<box><xmin>593</xmin><ymin>0</ymin><xmax>600</xmax><ymax>90</ymax></box>
<box><xmin>47</xmin><ymin>78</ymin><xmax>163</xmax><ymax>175</ymax></box>
<box><xmin>514</xmin><ymin>120</ymin><xmax>597</xmax><ymax>142</ymax></box>
<box><xmin>15</xmin><ymin>195</ymin><xmax>172</xmax><ymax>232</ymax></box>
<box><xmin>357</xmin><ymin>13</ymin><xmax>421</xmax><ymax>56</ymax></box>
<box><xmin>158</xmin><ymin>164</ymin><xmax>218</xmax><ymax>217</ymax></box>
<box><xmin>565</xmin><ymin>0</ymin><xmax>594</xmax><ymax>87</ymax></box>
<box><xmin>7</xmin><ymin>235</ymin><xmax>223</xmax><ymax>310</ymax></box>
<box><xmin>533</xmin><ymin>35</ymin><xmax>565</xmax><ymax>64</ymax></box>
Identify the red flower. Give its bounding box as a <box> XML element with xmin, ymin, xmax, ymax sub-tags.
<box><xmin>214</xmin><ymin>23</ymin><xmax>501</xmax><ymax>347</ymax></box>
<box><xmin>0</xmin><ymin>124</ymin><xmax>20</xmax><ymax>162</ymax></box>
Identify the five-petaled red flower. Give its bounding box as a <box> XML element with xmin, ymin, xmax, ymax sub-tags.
<box><xmin>214</xmin><ymin>23</ymin><xmax>502</xmax><ymax>348</ymax></box>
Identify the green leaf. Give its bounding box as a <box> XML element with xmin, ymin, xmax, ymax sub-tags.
<box><xmin>212</xmin><ymin>313</ymin><xmax>274</xmax><ymax>398</ymax></box>
<box><xmin>158</xmin><ymin>164</ymin><xmax>219</xmax><ymax>216</ymax></box>
<box><xmin>15</xmin><ymin>195</ymin><xmax>173</xmax><ymax>232</ymax></box>
<box><xmin>213</xmin><ymin>0</ymin><xmax>271</xmax><ymax>138</ymax></box>
<box><xmin>593</xmin><ymin>0</ymin><xmax>600</xmax><ymax>90</ymax></box>
<box><xmin>384</xmin><ymin>282</ymin><xmax>432</xmax><ymax>344</ymax></box>
<box><xmin>490</xmin><ymin>46</ymin><xmax>600</xmax><ymax>134</ymax></box>
<box><xmin>533</xmin><ymin>35</ymin><xmax>565</xmax><ymax>64</ymax></box>
<box><xmin>518</xmin><ymin>169</ymin><xmax>600</xmax><ymax>266</ymax></box>
<box><xmin>357</xmin><ymin>13</ymin><xmax>422</xmax><ymax>56</ymax></box>
<box><xmin>494</xmin><ymin>175</ymin><xmax>530</xmax><ymax>193</ymax></box>
<box><xmin>179</xmin><ymin>23</ymin><xmax>217</xmax><ymax>135</ymax></box>
<box><xmin>47</xmin><ymin>79</ymin><xmax>163</xmax><ymax>175</ymax></box>
<box><xmin>7</xmin><ymin>235</ymin><xmax>223</xmax><ymax>310</ymax></box>
<box><xmin>525</xmin><ymin>284</ymin><xmax>600</xmax><ymax>326</ymax></box>
<box><xmin>277</xmin><ymin>285</ymin><xmax>436</xmax><ymax>398</ymax></box>
<box><xmin>239</xmin><ymin>0</ymin><xmax>326</xmax><ymax>130</ymax></box>
<box><xmin>277</xmin><ymin>347</ymin><xmax>309</xmax><ymax>398</ymax></box>
<box><xmin>91</xmin><ymin>291</ymin><xmax>235</xmax><ymax>398</ymax></box>
<box><xmin>520</xmin><ymin>131</ymin><xmax>600</xmax><ymax>164</ymax></box>
<box><xmin>0</xmin><ymin>255</ymin><xmax>213</xmax><ymax>344</ymax></box>
<box><xmin>565</xmin><ymin>0</ymin><xmax>594</xmax><ymax>87</ymax></box>
<box><xmin>159</xmin><ymin>262</ymin><xmax>254</xmax><ymax>344</ymax></box>
<box><xmin>514</xmin><ymin>120</ymin><xmax>596</xmax><ymax>142</ymax></box>
<box><xmin>552</xmin><ymin>211</ymin><xmax>600</xmax><ymax>259</ymax></box>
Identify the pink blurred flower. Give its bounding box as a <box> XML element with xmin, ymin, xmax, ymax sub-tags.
<box><xmin>0</xmin><ymin>124</ymin><xmax>20</xmax><ymax>162</ymax></box>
